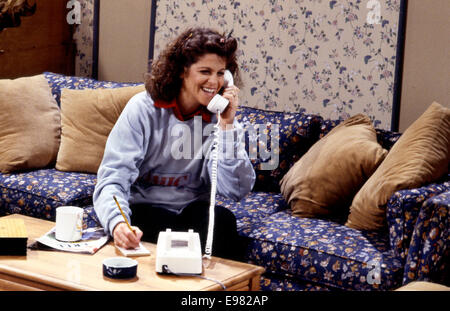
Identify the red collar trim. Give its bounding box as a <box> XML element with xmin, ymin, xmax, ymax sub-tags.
<box><xmin>154</xmin><ymin>99</ymin><xmax>212</xmax><ymax>123</ymax></box>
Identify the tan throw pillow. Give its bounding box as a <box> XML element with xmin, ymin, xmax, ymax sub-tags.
<box><xmin>56</xmin><ymin>85</ymin><xmax>145</xmax><ymax>173</ymax></box>
<box><xmin>346</xmin><ymin>102</ymin><xmax>450</xmax><ymax>230</ymax></box>
<box><xmin>280</xmin><ymin>114</ymin><xmax>388</xmax><ymax>219</ymax></box>
<box><xmin>0</xmin><ymin>75</ymin><xmax>60</xmax><ymax>173</ymax></box>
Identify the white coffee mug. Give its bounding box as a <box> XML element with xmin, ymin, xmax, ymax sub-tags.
<box><xmin>55</xmin><ymin>206</ymin><xmax>83</xmax><ymax>242</ymax></box>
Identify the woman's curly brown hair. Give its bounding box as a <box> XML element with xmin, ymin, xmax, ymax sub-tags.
<box><xmin>145</xmin><ymin>27</ymin><xmax>241</xmax><ymax>102</ymax></box>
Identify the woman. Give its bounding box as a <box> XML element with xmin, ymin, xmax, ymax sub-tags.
<box><xmin>93</xmin><ymin>27</ymin><xmax>255</xmax><ymax>260</ymax></box>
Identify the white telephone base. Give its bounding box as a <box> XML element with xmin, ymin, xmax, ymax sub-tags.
<box><xmin>155</xmin><ymin>229</ymin><xmax>203</xmax><ymax>275</ymax></box>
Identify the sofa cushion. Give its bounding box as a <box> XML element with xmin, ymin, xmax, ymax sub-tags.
<box><xmin>235</xmin><ymin>106</ymin><xmax>322</xmax><ymax>192</ymax></box>
<box><xmin>216</xmin><ymin>192</ymin><xmax>288</xmax><ymax>230</ymax></box>
<box><xmin>280</xmin><ymin>114</ymin><xmax>387</xmax><ymax>219</ymax></box>
<box><xmin>347</xmin><ymin>102</ymin><xmax>450</xmax><ymax>230</ymax></box>
<box><xmin>56</xmin><ymin>86</ymin><xmax>145</xmax><ymax>173</ymax></box>
<box><xmin>0</xmin><ymin>75</ymin><xmax>61</xmax><ymax>173</ymax></box>
<box><xmin>240</xmin><ymin>208</ymin><xmax>403</xmax><ymax>290</ymax></box>
<box><xmin>43</xmin><ymin>72</ymin><xmax>143</xmax><ymax>106</ymax></box>
<box><xmin>0</xmin><ymin>169</ymin><xmax>96</xmax><ymax>220</ymax></box>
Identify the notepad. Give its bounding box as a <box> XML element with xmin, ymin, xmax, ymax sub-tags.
<box><xmin>116</xmin><ymin>242</ymin><xmax>151</xmax><ymax>257</ymax></box>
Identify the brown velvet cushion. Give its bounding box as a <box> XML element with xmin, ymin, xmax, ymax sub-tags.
<box><xmin>0</xmin><ymin>75</ymin><xmax>61</xmax><ymax>173</ymax></box>
<box><xmin>280</xmin><ymin>114</ymin><xmax>388</xmax><ymax>219</ymax></box>
<box><xmin>346</xmin><ymin>102</ymin><xmax>450</xmax><ymax>230</ymax></box>
<box><xmin>55</xmin><ymin>85</ymin><xmax>145</xmax><ymax>173</ymax></box>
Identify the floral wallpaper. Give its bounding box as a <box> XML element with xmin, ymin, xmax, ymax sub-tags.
<box><xmin>153</xmin><ymin>0</ymin><xmax>402</xmax><ymax>129</ymax></box>
<box><xmin>73</xmin><ymin>0</ymin><xmax>95</xmax><ymax>77</ymax></box>
<box><xmin>74</xmin><ymin>0</ymin><xmax>403</xmax><ymax>130</ymax></box>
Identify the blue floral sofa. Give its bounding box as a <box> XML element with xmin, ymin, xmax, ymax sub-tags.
<box><xmin>0</xmin><ymin>72</ymin><xmax>448</xmax><ymax>291</ymax></box>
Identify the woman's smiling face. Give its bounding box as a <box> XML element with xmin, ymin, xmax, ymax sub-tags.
<box><xmin>179</xmin><ymin>53</ymin><xmax>227</xmax><ymax>110</ymax></box>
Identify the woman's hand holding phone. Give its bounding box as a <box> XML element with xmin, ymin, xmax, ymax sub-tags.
<box><xmin>218</xmin><ymin>85</ymin><xmax>239</xmax><ymax>130</ymax></box>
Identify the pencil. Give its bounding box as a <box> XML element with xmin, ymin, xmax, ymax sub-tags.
<box><xmin>113</xmin><ymin>195</ymin><xmax>136</xmax><ymax>235</ymax></box>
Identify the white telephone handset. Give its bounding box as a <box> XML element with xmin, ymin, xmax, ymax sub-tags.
<box><xmin>206</xmin><ymin>70</ymin><xmax>234</xmax><ymax>114</ymax></box>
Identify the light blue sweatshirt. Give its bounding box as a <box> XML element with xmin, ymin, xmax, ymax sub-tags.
<box><xmin>93</xmin><ymin>91</ymin><xmax>256</xmax><ymax>236</ymax></box>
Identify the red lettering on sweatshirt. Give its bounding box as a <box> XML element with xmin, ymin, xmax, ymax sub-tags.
<box><xmin>142</xmin><ymin>172</ymin><xmax>190</xmax><ymax>187</ymax></box>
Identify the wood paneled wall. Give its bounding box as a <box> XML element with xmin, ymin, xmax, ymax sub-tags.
<box><xmin>0</xmin><ymin>0</ymin><xmax>75</xmax><ymax>79</ymax></box>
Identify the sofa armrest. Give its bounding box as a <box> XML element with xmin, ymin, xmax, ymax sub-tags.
<box><xmin>387</xmin><ymin>175</ymin><xmax>450</xmax><ymax>263</ymax></box>
<box><xmin>402</xmin><ymin>189</ymin><xmax>450</xmax><ymax>286</ymax></box>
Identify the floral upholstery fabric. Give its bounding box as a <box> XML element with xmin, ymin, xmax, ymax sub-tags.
<box><xmin>387</xmin><ymin>175</ymin><xmax>450</xmax><ymax>264</ymax></box>
<box><xmin>43</xmin><ymin>72</ymin><xmax>143</xmax><ymax>107</ymax></box>
<box><xmin>216</xmin><ymin>192</ymin><xmax>288</xmax><ymax>230</ymax></box>
<box><xmin>319</xmin><ymin>118</ymin><xmax>342</xmax><ymax>138</ymax></box>
<box><xmin>81</xmin><ymin>205</ymin><xmax>103</xmax><ymax>230</ymax></box>
<box><xmin>375</xmin><ymin>128</ymin><xmax>402</xmax><ymax>150</ymax></box>
<box><xmin>235</xmin><ymin>106</ymin><xmax>322</xmax><ymax>192</ymax></box>
<box><xmin>0</xmin><ymin>169</ymin><xmax>96</xmax><ymax>221</ymax></box>
<box><xmin>403</xmin><ymin>189</ymin><xmax>450</xmax><ymax>286</ymax></box>
<box><xmin>260</xmin><ymin>274</ymin><xmax>331</xmax><ymax>291</ymax></box>
<box><xmin>218</xmin><ymin>194</ymin><xmax>404</xmax><ymax>291</ymax></box>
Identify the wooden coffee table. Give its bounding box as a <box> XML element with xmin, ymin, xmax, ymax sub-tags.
<box><xmin>0</xmin><ymin>214</ymin><xmax>264</xmax><ymax>291</ymax></box>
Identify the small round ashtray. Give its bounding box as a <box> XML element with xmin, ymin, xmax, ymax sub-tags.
<box><xmin>102</xmin><ymin>257</ymin><xmax>138</xmax><ymax>279</ymax></box>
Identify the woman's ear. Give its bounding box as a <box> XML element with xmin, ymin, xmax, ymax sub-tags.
<box><xmin>179</xmin><ymin>67</ymin><xmax>188</xmax><ymax>80</ymax></box>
